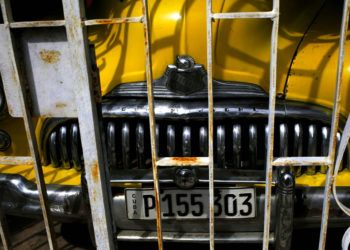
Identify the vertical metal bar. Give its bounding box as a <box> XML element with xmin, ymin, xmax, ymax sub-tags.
<box><xmin>62</xmin><ymin>1</ymin><xmax>115</xmax><ymax>249</ymax></box>
<box><xmin>206</xmin><ymin>0</ymin><xmax>215</xmax><ymax>249</ymax></box>
<box><xmin>0</xmin><ymin>210</ymin><xmax>12</xmax><ymax>250</ymax></box>
<box><xmin>318</xmin><ymin>0</ymin><xmax>350</xmax><ymax>248</ymax></box>
<box><xmin>263</xmin><ymin>0</ymin><xmax>280</xmax><ymax>248</ymax></box>
<box><xmin>0</xmin><ymin>1</ymin><xmax>57</xmax><ymax>249</ymax></box>
<box><xmin>141</xmin><ymin>0</ymin><xmax>163</xmax><ymax>249</ymax></box>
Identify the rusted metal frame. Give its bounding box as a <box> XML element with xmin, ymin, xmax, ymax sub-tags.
<box><xmin>272</xmin><ymin>156</ymin><xmax>330</xmax><ymax>167</ymax></box>
<box><xmin>62</xmin><ymin>0</ymin><xmax>115</xmax><ymax>249</ymax></box>
<box><xmin>157</xmin><ymin>157</ymin><xmax>209</xmax><ymax>167</ymax></box>
<box><xmin>84</xmin><ymin>16</ymin><xmax>143</xmax><ymax>26</ymax></box>
<box><xmin>0</xmin><ymin>156</ymin><xmax>33</xmax><ymax>165</ymax></box>
<box><xmin>141</xmin><ymin>0</ymin><xmax>163</xmax><ymax>249</ymax></box>
<box><xmin>0</xmin><ymin>1</ymin><xmax>58</xmax><ymax>249</ymax></box>
<box><xmin>211</xmin><ymin>11</ymin><xmax>277</xmax><ymax>19</ymax></box>
<box><xmin>206</xmin><ymin>0</ymin><xmax>215</xmax><ymax>249</ymax></box>
<box><xmin>262</xmin><ymin>0</ymin><xmax>280</xmax><ymax>249</ymax></box>
<box><xmin>0</xmin><ymin>209</ymin><xmax>12</xmax><ymax>250</ymax></box>
<box><xmin>9</xmin><ymin>20</ymin><xmax>66</xmax><ymax>28</ymax></box>
<box><xmin>318</xmin><ymin>0</ymin><xmax>350</xmax><ymax>248</ymax></box>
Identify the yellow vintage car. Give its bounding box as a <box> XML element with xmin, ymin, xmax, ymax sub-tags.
<box><xmin>0</xmin><ymin>0</ymin><xmax>349</xmax><ymax>248</ymax></box>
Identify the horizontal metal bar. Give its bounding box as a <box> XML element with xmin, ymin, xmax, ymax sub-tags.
<box><xmin>156</xmin><ymin>157</ymin><xmax>209</xmax><ymax>167</ymax></box>
<box><xmin>9</xmin><ymin>20</ymin><xmax>66</xmax><ymax>28</ymax></box>
<box><xmin>84</xmin><ymin>16</ymin><xmax>143</xmax><ymax>26</ymax></box>
<box><xmin>110</xmin><ymin>169</ymin><xmax>268</xmax><ymax>185</ymax></box>
<box><xmin>117</xmin><ymin>230</ymin><xmax>275</xmax><ymax>244</ymax></box>
<box><xmin>211</xmin><ymin>11</ymin><xmax>277</xmax><ymax>20</ymax></box>
<box><xmin>0</xmin><ymin>156</ymin><xmax>33</xmax><ymax>165</ymax></box>
<box><xmin>272</xmin><ymin>156</ymin><xmax>330</xmax><ymax>167</ymax></box>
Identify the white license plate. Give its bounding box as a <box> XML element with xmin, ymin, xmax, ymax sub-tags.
<box><xmin>125</xmin><ymin>188</ymin><xmax>256</xmax><ymax>220</ymax></box>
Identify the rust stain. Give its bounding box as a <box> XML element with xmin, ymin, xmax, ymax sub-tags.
<box><xmin>172</xmin><ymin>157</ymin><xmax>199</xmax><ymax>164</ymax></box>
<box><xmin>55</xmin><ymin>103</ymin><xmax>67</xmax><ymax>108</ymax></box>
<box><xmin>39</xmin><ymin>50</ymin><xmax>61</xmax><ymax>64</ymax></box>
<box><xmin>92</xmin><ymin>162</ymin><xmax>99</xmax><ymax>182</ymax></box>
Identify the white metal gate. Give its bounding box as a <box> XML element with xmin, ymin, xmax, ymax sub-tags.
<box><xmin>0</xmin><ymin>0</ymin><xmax>349</xmax><ymax>249</ymax></box>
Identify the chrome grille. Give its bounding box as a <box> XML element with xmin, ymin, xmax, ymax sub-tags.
<box><xmin>42</xmin><ymin>119</ymin><xmax>350</xmax><ymax>174</ymax></box>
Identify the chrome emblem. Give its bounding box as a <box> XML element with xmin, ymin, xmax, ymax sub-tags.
<box><xmin>174</xmin><ymin>168</ymin><xmax>197</xmax><ymax>189</ymax></box>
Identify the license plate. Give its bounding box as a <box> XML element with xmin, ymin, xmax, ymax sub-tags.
<box><xmin>125</xmin><ymin>188</ymin><xmax>256</xmax><ymax>220</ymax></box>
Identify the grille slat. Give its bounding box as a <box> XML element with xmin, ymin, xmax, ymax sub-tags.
<box><xmin>199</xmin><ymin>126</ymin><xmax>208</xmax><ymax>156</ymax></box>
<box><xmin>293</xmin><ymin>124</ymin><xmax>303</xmax><ymax>176</ymax></box>
<box><xmin>320</xmin><ymin>127</ymin><xmax>330</xmax><ymax>174</ymax></box>
<box><xmin>217</xmin><ymin>125</ymin><xmax>225</xmax><ymax>168</ymax></box>
<box><xmin>70</xmin><ymin>123</ymin><xmax>81</xmax><ymax>170</ymax></box>
<box><xmin>122</xmin><ymin>122</ymin><xmax>130</xmax><ymax>169</ymax></box>
<box><xmin>136</xmin><ymin>123</ymin><xmax>145</xmax><ymax>169</ymax></box>
<box><xmin>306</xmin><ymin>125</ymin><xmax>317</xmax><ymax>175</ymax></box>
<box><xmin>166</xmin><ymin>125</ymin><xmax>176</xmax><ymax>156</ymax></box>
<box><xmin>232</xmin><ymin>124</ymin><xmax>242</xmax><ymax>169</ymax></box>
<box><xmin>182</xmin><ymin>126</ymin><xmax>191</xmax><ymax>156</ymax></box>
<box><xmin>49</xmin><ymin>131</ymin><xmax>59</xmax><ymax>167</ymax></box>
<box><xmin>59</xmin><ymin>125</ymin><xmax>70</xmax><ymax>169</ymax></box>
<box><xmin>44</xmin><ymin>120</ymin><xmax>350</xmax><ymax>174</ymax></box>
<box><xmin>249</xmin><ymin>124</ymin><xmax>257</xmax><ymax>168</ymax></box>
<box><xmin>107</xmin><ymin>122</ymin><xmax>117</xmax><ymax>169</ymax></box>
<box><xmin>279</xmin><ymin>124</ymin><xmax>288</xmax><ymax>157</ymax></box>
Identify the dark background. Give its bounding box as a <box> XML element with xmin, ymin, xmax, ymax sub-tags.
<box><xmin>0</xmin><ymin>216</ymin><xmax>347</xmax><ymax>250</ymax></box>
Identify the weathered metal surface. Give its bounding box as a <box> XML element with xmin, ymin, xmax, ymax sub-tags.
<box><xmin>0</xmin><ymin>156</ymin><xmax>33</xmax><ymax>165</ymax></box>
<box><xmin>20</xmin><ymin>29</ymin><xmax>78</xmax><ymax>117</ymax></box>
<box><xmin>9</xmin><ymin>20</ymin><xmax>65</xmax><ymax>28</ymax></box>
<box><xmin>62</xmin><ymin>0</ymin><xmax>115</xmax><ymax>249</ymax></box>
<box><xmin>84</xmin><ymin>17</ymin><xmax>143</xmax><ymax>26</ymax></box>
<box><xmin>157</xmin><ymin>157</ymin><xmax>209</xmax><ymax>167</ymax></box>
<box><xmin>272</xmin><ymin>157</ymin><xmax>330</xmax><ymax>167</ymax></box>
<box><xmin>262</xmin><ymin>1</ymin><xmax>280</xmax><ymax>248</ymax></box>
<box><xmin>141</xmin><ymin>0</ymin><xmax>163</xmax><ymax>249</ymax></box>
<box><xmin>318</xmin><ymin>0</ymin><xmax>350</xmax><ymax>248</ymax></box>
<box><xmin>0</xmin><ymin>0</ymin><xmax>57</xmax><ymax>248</ymax></box>
<box><xmin>211</xmin><ymin>11</ymin><xmax>278</xmax><ymax>19</ymax></box>
<box><xmin>206</xmin><ymin>1</ymin><xmax>215</xmax><ymax>249</ymax></box>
